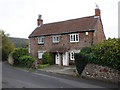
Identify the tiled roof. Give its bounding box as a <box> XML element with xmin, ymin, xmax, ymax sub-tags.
<box><xmin>29</xmin><ymin>16</ymin><xmax>98</xmax><ymax>38</ymax></box>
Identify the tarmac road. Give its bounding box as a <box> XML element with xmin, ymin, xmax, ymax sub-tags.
<box><xmin>2</xmin><ymin>62</ymin><xmax>119</xmax><ymax>89</ymax></box>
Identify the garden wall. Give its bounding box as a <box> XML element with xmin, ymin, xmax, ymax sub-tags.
<box><xmin>81</xmin><ymin>64</ymin><xmax>120</xmax><ymax>84</ymax></box>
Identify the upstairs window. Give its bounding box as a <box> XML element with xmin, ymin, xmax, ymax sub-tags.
<box><xmin>70</xmin><ymin>34</ymin><xmax>79</xmax><ymax>42</ymax></box>
<box><xmin>38</xmin><ymin>37</ymin><xmax>44</xmax><ymax>44</ymax></box>
<box><xmin>52</xmin><ymin>36</ymin><xmax>60</xmax><ymax>43</ymax></box>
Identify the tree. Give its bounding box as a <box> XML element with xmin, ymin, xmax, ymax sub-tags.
<box><xmin>0</xmin><ymin>30</ymin><xmax>14</xmax><ymax>61</ymax></box>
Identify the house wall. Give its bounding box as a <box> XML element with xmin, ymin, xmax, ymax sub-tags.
<box><xmin>29</xmin><ymin>32</ymin><xmax>94</xmax><ymax>59</ymax></box>
<box><xmin>93</xmin><ymin>18</ymin><xmax>106</xmax><ymax>44</ymax></box>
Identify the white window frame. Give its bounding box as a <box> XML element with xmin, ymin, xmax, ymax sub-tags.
<box><xmin>52</xmin><ymin>36</ymin><xmax>60</xmax><ymax>43</ymax></box>
<box><xmin>38</xmin><ymin>37</ymin><xmax>44</xmax><ymax>44</ymax></box>
<box><xmin>28</xmin><ymin>44</ymin><xmax>31</xmax><ymax>53</ymax></box>
<box><xmin>38</xmin><ymin>51</ymin><xmax>45</xmax><ymax>59</ymax></box>
<box><xmin>70</xmin><ymin>51</ymin><xmax>75</xmax><ymax>60</ymax></box>
<box><xmin>70</xmin><ymin>34</ymin><xmax>79</xmax><ymax>42</ymax></box>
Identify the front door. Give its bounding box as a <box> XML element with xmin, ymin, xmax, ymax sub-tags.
<box><xmin>55</xmin><ymin>53</ymin><xmax>61</xmax><ymax>65</ymax></box>
<box><xmin>62</xmin><ymin>52</ymin><xmax>69</xmax><ymax>66</ymax></box>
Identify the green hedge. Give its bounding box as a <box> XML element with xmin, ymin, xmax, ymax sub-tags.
<box><xmin>19</xmin><ymin>55</ymin><xmax>36</xmax><ymax>68</ymax></box>
<box><xmin>90</xmin><ymin>38</ymin><xmax>120</xmax><ymax>70</ymax></box>
<box><xmin>75</xmin><ymin>38</ymin><xmax>120</xmax><ymax>74</ymax></box>
<box><xmin>74</xmin><ymin>52</ymin><xmax>88</xmax><ymax>74</ymax></box>
<box><xmin>42</xmin><ymin>52</ymin><xmax>54</xmax><ymax>65</ymax></box>
<box><xmin>12</xmin><ymin>48</ymin><xmax>28</xmax><ymax>65</ymax></box>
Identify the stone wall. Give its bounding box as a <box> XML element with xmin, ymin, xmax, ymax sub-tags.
<box><xmin>81</xmin><ymin>64</ymin><xmax>120</xmax><ymax>83</ymax></box>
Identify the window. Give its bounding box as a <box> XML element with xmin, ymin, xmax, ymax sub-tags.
<box><xmin>70</xmin><ymin>34</ymin><xmax>79</xmax><ymax>42</ymax></box>
<box><xmin>28</xmin><ymin>44</ymin><xmax>31</xmax><ymax>53</ymax></box>
<box><xmin>38</xmin><ymin>51</ymin><xmax>45</xmax><ymax>59</ymax></box>
<box><xmin>85</xmin><ymin>32</ymin><xmax>89</xmax><ymax>35</ymax></box>
<box><xmin>70</xmin><ymin>51</ymin><xmax>75</xmax><ymax>60</ymax></box>
<box><xmin>38</xmin><ymin>37</ymin><xmax>44</xmax><ymax>44</ymax></box>
<box><xmin>52</xmin><ymin>36</ymin><xmax>60</xmax><ymax>43</ymax></box>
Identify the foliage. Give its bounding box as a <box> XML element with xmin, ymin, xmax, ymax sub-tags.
<box><xmin>80</xmin><ymin>46</ymin><xmax>92</xmax><ymax>54</ymax></box>
<box><xmin>74</xmin><ymin>38</ymin><xmax>120</xmax><ymax>72</ymax></box>
<box><xmin>9</xmin><ymin>37</ymin><xmax>28</xmax><ymax>48</ymax></box>
<box><xmin>89</xmin><ymin>38</ymin><xmax>120</xmax><ymax>70</ymax></box>
<box><xmin>42</xmin><ymin>52</ymin><xmax>54</xmax><ymax>65</ymax></box>
<box><xmin>0</xmin><ymin>30</ymin><xmax>14</xmax><ymax>61</ymax></box>
<box><xmin>18</xmin><ymin>55</ymin><xmax>36</xmax><ymax>68</ymax></box>
<box><xmin>12</xmin><ymin>48</ymin><xmax>28</xmax><ymax>65</ymax></box>
<box><xmin>74</xmin><ymin>52</ymin><xmax>88</xmax><ymax>74</ymax></box>
<box><xmin>37</xmin><ymin>64</ymin><xmax>50</xmax><ymax>68</ymax></box>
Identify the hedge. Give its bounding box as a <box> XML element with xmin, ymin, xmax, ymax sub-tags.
<box><xmin>12</xmin><ymin>48</ymin><xmax>28</xmax><ymax>65</ymax></box>
<box><xmin>42</xmin><ymin>52</ymin><xmax>54</xmax><ymax>65</ymax></box>
<box><xmin>74</xmin><ymin>38</ymin><xmax>120</xmax><ymax>74</ymax></box>
<box><xmin>19</xmin><ymin>55</ymin><xmax>36</xmax><ymax>68</ymax></box>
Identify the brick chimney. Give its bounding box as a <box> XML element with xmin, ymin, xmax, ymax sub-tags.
<box><xmin>95</xmin><ymin>4</ymin><xmax>101</xmax><ymax>16</ymax></box>
<box><xmin>37</xmin><ymin>15</ymin><xmax>43</xmax><ymax>27</ymax></box>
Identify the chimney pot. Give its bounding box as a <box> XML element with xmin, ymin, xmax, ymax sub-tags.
<box><xmin>37</xmin><ymin>14</ymin><xmax>43</xmax><ymax>27</ymax></box>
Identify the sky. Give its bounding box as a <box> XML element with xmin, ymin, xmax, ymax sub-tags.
<box><xmin>0</xmin><ymin>0</ymin><xmax>119</xmax><ymax>39</ymax></box>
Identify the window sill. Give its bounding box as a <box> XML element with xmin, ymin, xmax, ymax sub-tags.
<box><xmin>38</xmin><ymin>43</ymin><xmax>44</xmax><ymax>45</ymax></box>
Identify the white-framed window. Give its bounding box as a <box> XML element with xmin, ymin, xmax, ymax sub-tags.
<box><xmin>28</xmin><ymin>44</ymin><xmax>31</xmax><ymax>53</ymax></box>
<box><xmin>70</xmin><ymin>51</ymin><xmax>75</xmax><ymax>60</ymax></box>
<box><xmin>38</xmin><ymin>37</ymin><xmax>44</xmax><ymax>44</ymax></box>
<box><xmin>70</xmin><ymin>34</ymin><xmax>79</xmax><ymax>42</ymax></box>
<box><xmin>85</xmin><ymin>32</ymin><xmax>89</xmax><ymax>35</ymax></box>
<box><xmin>52</xmin><ymin>36</ymin><xmax>60</xmax><ymax>43</ymax></box>
<box><xmin>38</xmin><ymin>51</ymin><xmax>45</xmax><ymax>59</ymax></box>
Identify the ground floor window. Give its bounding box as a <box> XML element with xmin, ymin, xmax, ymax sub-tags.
<box><xmin>70</xmin><ymin>51</ymin><xmax>75</xmax><ymax>60</ymax></box>
<box><xmin>38</xmin><ymin>51</ymin><xmax>45</xmax><ymax>59</ymax></box>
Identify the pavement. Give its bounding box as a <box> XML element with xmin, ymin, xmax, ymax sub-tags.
<box><xmin>37</xmin><ymin>65</ymin><xmax>78</xmax><ymax>76</ymax></box>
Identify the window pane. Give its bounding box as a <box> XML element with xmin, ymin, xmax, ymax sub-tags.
<box><xmin>76</xmin><ymin>34</ymin><xmax>78</xmax><ymax>41</ymax></box>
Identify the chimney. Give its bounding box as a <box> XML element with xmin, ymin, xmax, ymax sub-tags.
<box><xmin>37</xmin><ymin>15</ymin><xmax>43</xmax><ymax>27</ymax></box>
<box><xmin>95</xmin><ymin>4</ymin><xmax>101</xmax><ymax>16</ymax></box>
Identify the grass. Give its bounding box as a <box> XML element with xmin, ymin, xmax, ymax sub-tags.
<box><xmin>37</xmin><ymin>64</ymin><xmax>50</xmax><ymax>69</ymax></box>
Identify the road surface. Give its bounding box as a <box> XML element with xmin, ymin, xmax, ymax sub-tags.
<box><xmin>2</xmin><ymin>62</ymin><xmax>119</xmax><ymax>89</ymax></box>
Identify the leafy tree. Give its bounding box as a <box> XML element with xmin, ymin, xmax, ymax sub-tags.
<box><xmin>0</xmin><ymin>30</ymin><xmax>14</xmax><ymax>61</ymax></box>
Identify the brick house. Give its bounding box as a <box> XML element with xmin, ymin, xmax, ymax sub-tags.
<box><xmin>28</xmin><ymin>7</ymin><xmax>105</xmax><ymax>66</ymax></box>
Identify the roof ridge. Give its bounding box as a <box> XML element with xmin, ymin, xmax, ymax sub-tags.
<box><xmin>43</xmin><ymin>15</ymin><xmax>95</xmax><ymax>25</ymax></box>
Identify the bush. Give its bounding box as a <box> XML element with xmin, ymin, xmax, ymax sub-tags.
<box><xmin>74</xmin><ymin>38</ymin><xmax>120</xmax><ymax>75</ymax></box>
<box><xmin>90</xmin><ymin>38</ymin><xmax>120</xmax><ymax>70</ymax></box>
<box><xmin>42</xmin><ymin>52</ymin><xmax>54</xmax><ymax>65</ymax></box>
<box><xmin>74</xmin><ymin>52</ymin><xmax>88</xmax><ymax>74</ymax></box>
<box><xmin>80</xmin><ymin>46</ymin><xmax>92</xmax><ymax>54</ymax></box>
<box><xmin>12</xmin><ymin>48</ymin><xmax>28</xmax><ymax>65</ymax></box>
<box><xmin>19</xmin><ymin>55</ymin><xmax>36</xmax><ymax>68</ymax></box>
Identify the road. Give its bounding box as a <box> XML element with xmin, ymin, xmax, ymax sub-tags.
<box><xmin>2</xmin><ymin>62</ymin><xmax>119</xmax><ymax>89</ymax></box>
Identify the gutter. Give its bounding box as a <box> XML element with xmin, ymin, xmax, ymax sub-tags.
<box><xmin>29</xmin><ymin>29</ymin><xmax>95</xmax><ymax>38</ymax></box>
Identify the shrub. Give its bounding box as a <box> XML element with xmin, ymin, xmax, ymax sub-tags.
<box><xmin>19</xmin><ymin>55</ymin><xmax>36</xmax><ymax>68</ymax></box>
<box><xmin>42</xmin><ymin>52</ymin><xmax>54</xmax><ymax>65</ymax></box>
<box><xmin>12</xmin><ymin>48</ymin><xmax>28</xmax><ymax>65</ymax></box>
<box><xmin>90</xmin><ymin>38</ymin><xmax>120</xmax><ymax>70</ymax></box>
<box><xmin>74</xmin><ymin>52</ymin><xmax>88</xmax><ymax>74</ymax></box>
<box><xmin>80</xmin><ymin>46</ymin><xmax>92</xmax><ymax>54</ymax></box>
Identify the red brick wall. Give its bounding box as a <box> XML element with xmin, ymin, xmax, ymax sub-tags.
<box><xmin>93</xmin><ymin>18</ymin><xmax>106</xmax><ymax>44</ymax></box>
<box><xmin>29</xmin><ymin>32</ymin><xmax>94</xmax><ymax>59</ymax></box>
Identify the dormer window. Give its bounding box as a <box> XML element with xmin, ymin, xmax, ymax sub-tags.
<box><xmin>70</xmin><ymin>34</ymin><xmax>79</xmax><ymax>42</ymax></box>
<box><xmin>53</xmin><ymin>36</ymin><xmax>60</xmax><ymax>43</ymax></box>
<box><xmin>38</xmin><ymin>37</ymin><xmax>44</xmax><ymax>44</ymax></box>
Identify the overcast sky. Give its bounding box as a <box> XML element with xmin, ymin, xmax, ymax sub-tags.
<box><xmin>0</xmin><ymin>0</ymin><xmax>119</xmax><ymax>39</ymax></box>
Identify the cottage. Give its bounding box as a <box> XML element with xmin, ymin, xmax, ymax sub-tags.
<box><xmin>28</xmin><ymin>7</ymin><xmax>105</xmax><ymax>66</ymax></box>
